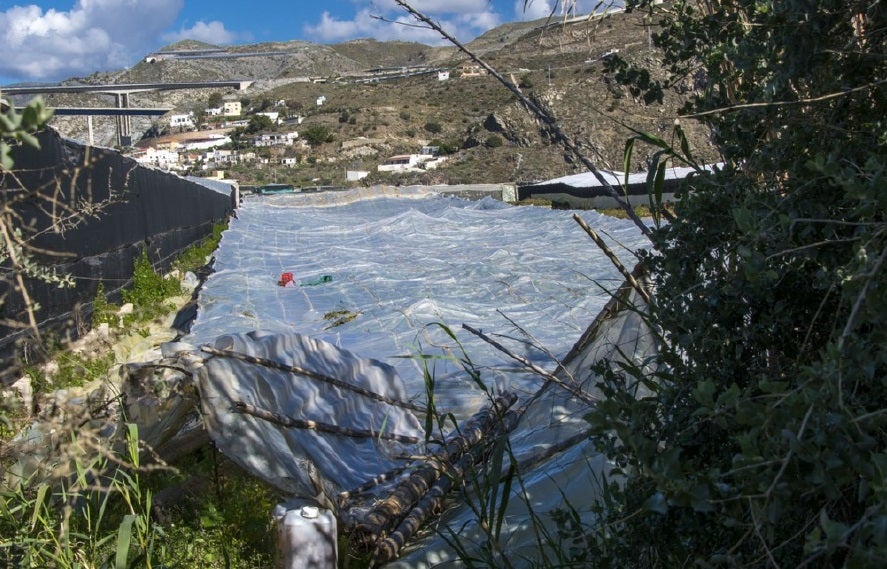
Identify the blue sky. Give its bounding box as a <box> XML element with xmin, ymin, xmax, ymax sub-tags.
<box><xmin>0</xmin><ymin>0</ymin><xmax>615</xmax><ymax>86</ymax></box>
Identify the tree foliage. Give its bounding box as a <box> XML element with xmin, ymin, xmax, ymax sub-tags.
<box><xmin>301</xmin><ymin>124</ymin><xmax>332</xmax><ymax>147</ymax></box>
<box><xmin>584</xmin><ymin>1</ymin><xmax>886</xmax><ymax>566</ymax></box>
<box><xmin>0</xmin><ymin>96</ymin><xmax>59</xmax><ymax>337</ymax></box>
<box><xmin>206</xmin><ymin>92</ymin><xmax>223</xmax><ymax>109</ymax></box>
<box><xmin>1</xmin><ymin>96</ymin><xmax>52</xmax><ymax>170</ymax></box>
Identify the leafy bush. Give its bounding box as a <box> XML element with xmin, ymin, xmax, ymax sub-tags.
<box><xmin>424</xmin><ymin>121</ymin><xmax>443</xmax><ymax>134</ymax></box>
<box><xmin>485</xmin><ymin>134</ymin><xmax>504</xmax><ymax>148</ymax></box>
<box><xmin>173</xmin><ymin>221</ymin><xmax>227</xmax><ymax>275</ymax></box>
<box><xmin>582</xmin><ymin>1</ymin><xmax>887</xmax><ymax>566</ymax></box>
<box><xmin>302</xmin><ymin>124</ymin><xmax>332</xmax><ymax>146</ymax></box>
<box><xmin>91</xmin><ymin>282</ymin><xmax>118</xmax><ymax>328</ymax></box>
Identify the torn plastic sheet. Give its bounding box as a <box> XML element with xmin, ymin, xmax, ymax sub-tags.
<box><xmin>170</xmin><ymin>330</ymin><xmax>424</xmax><ymax>510</ymax></box>
<box><xmin>179</xmin><ymin>186</ymin><xmax>656</xmax><ymax>565</ymax></box>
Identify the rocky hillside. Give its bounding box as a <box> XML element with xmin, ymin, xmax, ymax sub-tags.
<box><xmin>42</xmin><ymin>7</ymin><xmax>720</xmax><ymax>185</ymax></box>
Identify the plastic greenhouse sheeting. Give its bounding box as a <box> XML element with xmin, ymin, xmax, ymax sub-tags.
<box><xmin>179</xmin><ymin>185</ymin><xmax>657</xmax><ymax>565</ymax></box>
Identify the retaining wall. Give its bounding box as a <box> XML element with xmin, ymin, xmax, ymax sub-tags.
<box><xmin>1</xmin><ymin>129</ymin><xmax>235</xmax><ymax>382</ymax></box>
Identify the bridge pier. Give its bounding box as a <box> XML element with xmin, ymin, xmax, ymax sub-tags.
<box><xmin>113</xmin><ymin>92</ymin><xmax>133</xmax><ymax>147</ymax></box>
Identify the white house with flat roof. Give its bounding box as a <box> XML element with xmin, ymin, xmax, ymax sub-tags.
<box><xmin>135</xmin><ymin>146</ymin><xmax>181</xmax><ymax>170</ymax></box>
<box><xmin>253</xmin><ymin>132</ymin><xmax>299</xmax><ymax>147</ymax></box>
<box><xmin>169</xmin><ymin>113</ymin><xmax>195</xmax><ymax>129</ymax></box>
<box><xmin>378</xmin><ymin>151</ymin><xmax>447</xmax><ymax>172</ymax></box>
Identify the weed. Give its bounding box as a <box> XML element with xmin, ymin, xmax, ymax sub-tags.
<box><xmin>90</xmin><ymin>283</ymin><xmax>119</xmax><ymax>329</ymax></box>
<box><xmin>0</xmin><ymin>425</ymin><xmax>161</xmax><ymax>568</ymax></box>
<box><xmin>121</xmin><ymin>249</ymin><xmax>183</xmax><ymax>324</ymax></box>
<box><xmin>172</xmin><ymin>221</ymin><xmax>227</xmax><ymax>275</ymax></box>
<box><xmin>145</xmin><ymin>448</ymin><xmax>276</xmax><ymax>569</ymax></box>
<box><xmin>51</xmin><ymin>351</ymin><xmax>115</xmax><ymax>390</ymax></box>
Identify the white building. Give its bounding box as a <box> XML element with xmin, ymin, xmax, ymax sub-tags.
<box><xmin>460</xmin><ymin>64</ymin><xmax>486</xmax><ymax>78</ymax></box>
<box><xmin>134</xmin><ymin>146</ymin><xmax>181</xmax><ymax>170</ymax></box>
<box><xmin>438</xmin><ymin>71</ymin><xmax>450</xmax><ymax>81</ymax></box>
<box><xmin>223</xmin><ymin>101</ymin><xmax>242</xmax><ymax>116</ymax></box>
<box><xmin>182</xmin><ymin>134</ymin><xmax>231</xmax><ymax>151</ymax></box>
<box><xmin>316</xmin><ymin>95</ymin><xmax>327</xmax><ymax>106</ymax></box>
<box><xmin>169</xmin><ymin>113</ymin><xmax>195</xmax><ymax>129</ymax></box>
<box><xmin>256</xmin><ymin>111</ymin><xmax>281</xmax><ymax>124</ymax></box>
<box><xmin>238</xmin><ymin>151</ymin><xmax>258</xmax><ymax>163</ymax></box>
<box><xmin>347</xmin><ymin>170</ymin><xmax>370</xmax><ymax>182</ymax></box>
<box><xmin>378</xmin><ymin>149</ymin><xmax>447</xmax><ymax>173</ymax></box>
<box><xmin>253</xmin><ymin>132</ymin><xmax>299</xmax><ymax>147</ymax></box>
<box><xmin>202</xmin><ymin>149</ymin><xmax>236</xmax><ymax>164</ymax></box>
<box><xmin>378</xmin><ymin>154</ymin><xmax>420</xmax><ymax>172</ymax></box>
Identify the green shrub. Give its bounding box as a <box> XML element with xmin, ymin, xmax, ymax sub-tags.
<box><xmin>91</xmin><ymin>282</ymin><xmax>118</xmax><ymax>328</ymax></box>
<box><xmin>581</xmin><ymin>1</ymin><xmax>887</xmax><ymax>566</ymax></box>
<box><xmin>121</xmin><ymin>249</ymin><xmax>182</xmax><ymax>323</ymax></box>
<box><xmin>485</xmin><ymin>134</ymin><xmax>504</xmax><ymax>148</ymax></box>
<box><xmin>302</xmin><ymin>125</ymin><xmax>332</xmax><ymax>147</ymax></box>
<box><xmin>147</xmin><ymin>452</ymin><xmax>275</xmax><ymax>569</ymax></box>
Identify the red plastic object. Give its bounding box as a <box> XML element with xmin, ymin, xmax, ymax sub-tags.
<box><xmin>278</xmin><ymin>272</ymin><xmax>294</xmax><ymax>286</ymax></box>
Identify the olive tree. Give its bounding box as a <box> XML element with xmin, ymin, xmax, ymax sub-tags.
<box><xmin>0</xmin><ymin>96</ymin><xmax>58</xmax><ymax>337</ymax></box>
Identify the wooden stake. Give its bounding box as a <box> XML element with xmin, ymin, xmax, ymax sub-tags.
<box><xmin>232</xmin><ymin>401</ymin><xmax>421</xmax><ymax>444</ymax></box>
<box><xmin>348</xmin><ymin>392</ymin><xmax>518</xmax><ymax>548</ymax></box>
<box><xmin>573</xmin><ymin>213</ymin><xmax>651</xmax><ymax>304</ymax></box>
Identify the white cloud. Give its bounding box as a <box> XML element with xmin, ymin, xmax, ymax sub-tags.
<box><xmin>0</xmin><ymin>0</ymin><xmax>184</xmax><ymax>83</ymax></box>
<box><xmin>304</xmin><ymin>1</ymin><xmax>501</xmax><ymax>45</ymax></box>
<box><xmin>516</xmin><ymin>0</ymin><xmax>556</xmax><ymax>20</ymax></box>
<box><xmin>515</xmin><ymin>0</ymin><xmax>623</xmax><ymax>20</ymax></box>
<box><xmin>162</xmin><ymin>21</ymin><xmax>240</xmax><ymax>45</ymax></box>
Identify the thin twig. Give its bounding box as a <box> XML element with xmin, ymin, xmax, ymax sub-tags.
<box><xmin>684</xmin><ymin>78</ymin><xmax>887</xmax><ymax>118</ymax></box>
<box><xmin>200</xmin><ymin>345</ymin><xmax>426</xmax><ymax>413</ymax></box>
<box><xmin>748</xmin><ymin>497</ymin><xmax>782</xmax><ymax>569</ymax></box>
<box><xmin>461</xmin><ymin>323</ymin><xmax>598</xmax><ymax>406</ymax></box>
<box><xmin>839</xmin><ymin>244</ymin><xmax>887</xmax><ymax>352</ymax></box>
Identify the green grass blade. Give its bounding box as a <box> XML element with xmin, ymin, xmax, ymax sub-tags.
<box><xmin>115</xmin><ymin>514</ymin><xmax>137</xmax><ymax>569</ymax></box>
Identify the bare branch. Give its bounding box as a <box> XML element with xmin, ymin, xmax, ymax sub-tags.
<box><xmin>392</xmin><ymin>0</ymin><xmax>653</xmax><ymax>241</ymax></box>
<box><xmin>684</xmin><ymin>78</ymin><xmax>887</xmax><ymax>118</ymax></box>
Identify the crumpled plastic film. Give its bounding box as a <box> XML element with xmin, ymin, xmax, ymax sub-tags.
<box><xmin>182</xmin><ymin>187</ymin><xmax>654</xmax><ymax>565</ymax></box>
